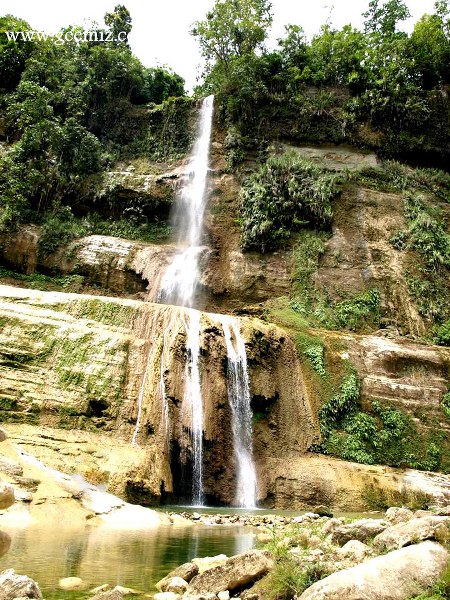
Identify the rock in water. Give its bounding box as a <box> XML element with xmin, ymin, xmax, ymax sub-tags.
<box><xmin>156</xmin><ymin>562</ymin><xmax>199</xmax><ymax>591</ymax></box>
<box><xmin>299</xmin><ymin>541</ymin><xmax>448</xmax><ymax>600</ymax></box>
<box><xmin>0</xmin><ymin>483</ymin><xmax>14</xmax><ymax>510</ymax></box>
<box><xmin>374</xmin><ymin>516</ymin><xmax>450</xmax><ymax>551</ymax></box>
<box><xmin>59</xmin><ymin>577</ymin><xmax>84</xmax><ymax>590</ymax></box>
<box><xmin>90</xmin><ymin>591</ymin><xmax>125</xmax><ymax>600</ymax></box>
<box><xmin>166</xmin><ymin>578</ymin><xmax>188</xmax><ymax>594</ymax></box>
<box><xmin>0</xmin><ymin>531</ymin><xmax>11</xmax><ymax>559</ymax></box>
<box><xmin>187</xmin><ymin>550</ymin><xmax>274</xmax><ymax>596</ymax></box>
<box><xmin>0</xmin><ymin>569</ymin><xmax>43</xmax><ymax>599</ymax></box>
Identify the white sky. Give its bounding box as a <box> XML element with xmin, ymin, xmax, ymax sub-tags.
<box><xmin>0</xmin><ymin>0</ymin><xmax>436</xmax><ymax>91</ymax></box>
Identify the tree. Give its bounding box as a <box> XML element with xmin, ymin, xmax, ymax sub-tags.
<box><xmin>191</xmin><ymin>0</ymin><xmax>273</xmax><ymax>73</ymax></box>
<box><xmin>104</xmin><ymin>4</ymin><xmax>132</xmax><ymax>45</ymax></box>
<box><xmin>134</xmin><ymin>67</ymin><xmax>185</xmax><ymax>104</ymax></box>
<box><xmin>409</xmin><ymin>13</ymin><xmax>450</xmax><ymax>87</ymax></box>
<box><xmin>278</xmin><ymin>24</ymin><xmax>308</xmax><ymax>68</ymax></box>
<box><xmin>0</xmin><ymin>16</ymin><xmax>35</xmax><ymax>91</ymax></box>
<box><xmin>363</xmin><ymin>0</ymin><xmax>410</xmax><ymax>36</ymax></box>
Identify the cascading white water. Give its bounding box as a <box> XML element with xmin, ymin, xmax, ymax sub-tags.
<box><xmin>183</xmin><ymin>309</ymin><xmax>204</xmax><ymax>506</ymax></box>
<box><xmin>158</xmin><ymin>95</ymin><xmax>214</xmax><ymax>308</ymax></box>
<box><xmin>221</xmin><ymin>316</ymin><xmax>257</xmax><ymax>508</ymax></box>
<box><xmin>155</xmin><ymin>96</ymin><xmax>214</xmax><ymax>505</ymax></box>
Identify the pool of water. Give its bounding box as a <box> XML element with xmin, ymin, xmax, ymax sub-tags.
<box><xmin>0</xmin><ymin>523</ymin><xmax>255</xmax><ymax>598</ymax></box>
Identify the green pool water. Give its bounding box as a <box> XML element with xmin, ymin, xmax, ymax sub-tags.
<box><xmin>0</xmin><ymin>523</ymin><xmax>256</xmax><ymax>598</ymax></box>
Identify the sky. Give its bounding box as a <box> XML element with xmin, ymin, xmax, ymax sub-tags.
<box><xmin>1</xmin><ymin>0</ymin><xmax>437</xmax><ymax>91</ymax></box>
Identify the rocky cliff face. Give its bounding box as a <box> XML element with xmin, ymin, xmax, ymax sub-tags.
<box><xmin>1</xmin><ymin>283</ymin><xmax>449</xmax><ymax>510</ymax></box>
<box><xmin>0</xmin><ymin>285</ymin><xmax>318</xmax><ymax>506</ymax></box>
<box><xmin>1</xmin><ymin>128</ymin><xmax>450</xmax><ymax>511</ymax></box>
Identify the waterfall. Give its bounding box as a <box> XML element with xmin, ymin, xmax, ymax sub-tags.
<box><xmin>158</xmin><ymin>95</ymin><xmax>214</xmax><ymax>308</ymax></box>
<box><xmin>221</xmin><ymin>316</ymin><xmax>257</xmax><ymax>508</ymax></box>
<box><xmin>183</xmin><ymin>309</ymin><xmax>204</xmax><ymax>506</ymax></box>
<box><xmin>155</xmin><ymin>96</ymin><xmax>214</xmax><ymax>505</ymax></box>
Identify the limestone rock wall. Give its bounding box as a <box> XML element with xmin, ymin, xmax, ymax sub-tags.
<box><xmin>0</xmin><ymin>285</ymin><xmax>318</xmax><ymax>506</ymax></box>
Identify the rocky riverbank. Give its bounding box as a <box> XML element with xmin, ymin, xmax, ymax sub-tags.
<box><xmin>154</xmin><ymin>507</ymin><xmax>450</xmax><ymax>600</ymax></box>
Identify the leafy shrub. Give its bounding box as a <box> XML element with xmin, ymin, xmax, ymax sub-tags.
<box><xmin>434</xmin><ymin>321</ymin><xmax>450</xmax><ymax>347</ymax></box>
<box><xmin>334</xmin><ymin>288</ymin><xmax>381</xmax><ymax>331</ymax></box>
<box><xmin>317</xmin><ymin>371</ymin><xmax>445</xmax><ymax>471</ymax></box>
<box><xmin>239</xmin><ymin>153</ymin><xmax>339</xmax><ymax>252</ymax></box>
<box><xmin>441</xmin><ymin>393</ymin><xmax>450</xmax><ymax>418</ymax></box>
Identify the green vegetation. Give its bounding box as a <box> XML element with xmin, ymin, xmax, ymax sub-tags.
<box><xmin>388</xmin><ymin>191</ymin><xmax>450</xmax><ymax>329</ymax></box>
<box><xmin>0</xmin><ymin>6</ymin><xmax>188</xmax><ymax>235</ymax></box>
<box><xmin>194</xmin><ymin>0</ymin><xmax>450</xmax><ymax>163</ymax></box>
<box><xmin>411</xmin><ymin>564</ymin><xmax>450</xmax><ymax>599</ymax></box>
<box><xmin>239</xmin><ymin>154</ymin><xmax>339</xmax><ymax>252</ymax></box>
<box><xmin>255</xmin><ymin>524</ymin><xmax>329</xmax><ymax>599</ymax></box>
<box><xmin>362</xmin><ymin>484</ymin><xmax>432</xmax><ymax>511</ymax></box>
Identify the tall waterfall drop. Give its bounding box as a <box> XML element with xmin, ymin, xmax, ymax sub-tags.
<box><xmin>183</xmin><ymin>310</ymin><xmax>204</xmax><ymax>506</ymax></box>
<box><xmin>156</xmin><ymin>96</ymin><xmax>214</xmax><ymax>504</ymax></box>
<box><xmin>158</xmin><ymin>95</ymin><xmax>214</xmax><ymax>308</ymax></box>
<box><xmin>221</xmin><ymin>316</ymin><xmax>257</xmax><ymax>508</ymax></box>
<box><xmin>152</xmin><ymin>94</ymin><xmax>258</xmax><ymax>507</ymax></box>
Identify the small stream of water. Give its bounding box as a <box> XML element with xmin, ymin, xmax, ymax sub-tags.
<box><xmin>221</xmin><ymin>316</ymin><xmax>257</xmax><ymax>508</ymax></box>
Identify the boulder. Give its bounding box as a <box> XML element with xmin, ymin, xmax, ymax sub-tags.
<box><xmin>0</xmin><ymin>531</ymin><xmax>11</xmax><ymax>559</ymax></box>
<box><xmin>187</xmin><ymin>550</ymin><xmax>274</xmax><ymax>596</ymax></box>
<box><xmin>90</xmin><ymin>585</ymin><xmax>110</xmax><ymax>594</ymax></box>
<box><xmin>218</xmin><ymin>592</ymin><xmax>230</xmax><ymax>600</ymax></box>
<box><xmin>313</xmin><ymin>506</ymin><xmax>333</xmax><ymax>518</ymax></box>
<box><xmin>0</xmin><ymin>457</ymin><xmax>22</xmax><ymax>477</ymax></box>
<box><xmin>90</xmin><ymin>591</ymin><xmax>124</xmax><ymax>600</ymax></box>
<box><xmin>435</xmin><ymin>506</ymin><xmax>450</xmax><ymax>516</ymax></box>
<box><xmin>192</xmin><ymin>556</ymin><xmax>228</xmax><ymax>574</ymax></box>
<box><xmin>330</xmin><ymin>519</ymin><xmax>388</xmax><ymax>545</ymax></box>
<box><xmin>0</xmin><ymin>483</ymin><xmax>15</xmax><ymax>510</ymax></box>
<box><xmin>337</xmin><ymin>540</ymin><xmax>370</xmax><ymax>562</ymax></box>
<box><xmin>156</xmin><ymin>562</ymin><xmax>199</xmax><ymax>591</ymax></box>
<box><xmin>112</xmin><ymin>585</ymin><xmax>142</xmax><ymax>595</ymax></box>
<box><xmin>154</xmin><ymin>594</ymin><xmax>181</xmax><ymax>600</ymax></box>
<box><xmin>182</xmin><ymin>595</ymin><xmax>217</xmax><ymax>600</ymax></box>
<box><xmin>385</xmin><ymin>507</ymin><xmax>414</xmax><ymax>525</ymax></box>
<box><xmin>0</xmin><ymin>569</ymin><xmax>42</xmax><ymax>599</ymax></box>
<box><xmin>299</xmin><ymin>541</ymin><xmax>448</xmax><ymax>600</ymax></box>
<box><xmin>322</xmin><ymin>518</ymin><xmax>345</xmax><ymax>535</ymax></box>
<box><xmin>166</xmin><ymin>577</ymin><xmax>188</xmax><ymax>594</ymax></box>
<box><xmin>59</xmin><ymin>577</ymin><xmax>84</xmax><ymax>590</ymax></box>
<box><xmin>374</xmin><ymin>516</ymin><xmax>450</xmax><ymax>551</ymax></box>
<box><xmin>0</xmin><ymin>428</ymin><xmax>7</xmax><ymax>442</ymax></box>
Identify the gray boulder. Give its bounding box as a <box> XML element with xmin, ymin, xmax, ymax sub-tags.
<box><xmin>0</xmin><ymin>428</ymin><xmax>7</xmax><ymax>442</ymax></box>
<box><xmin>385</xmin><ymin>507</ymin><xmax>414</xmax><ymax>525</ymax></box>
<box><xmin>0</xmin><ymin>569</ymin><xmax>42</xmax><ymax>599</ymax></box>
<box><xmin>374</xmin><ymin>516</ymin><xmax>450</xmax><ymax>551</ymax></box>
<box><xmin>156</xmin><ymin>562</ymin><xmax>199</xmax><ymax>591</ymax></box>
<box><xmin>330</xmin><ymin>519</ymin><xmax>388</xmax><ymax>545</ymax></box>
<box><xmin>187</xmin><ymin>550</ymin><xmax>273</xmax><ymax>596</ymax></box>
<box><xmin>0</xmin><ymin>483</ymin><xmax>14</xmax><ymax>510</ymax></box>
<box><xmin>299</xmin><ymin>541</ymin><xmax>448</xmax><ymax>600</ymax></box>
<box><xmin>90</xmin><ymin>591</ymin><xmax>124</xmax><ymax>600</ymax></box>
<box><xmin>337</xmin><ymin>540</ymin><xmax>370</xmax><ymax>562</ymax></box>
<box><xmin>166</xmin><ymin>577</ymin><xmax>188</xmax><ymax>594</ymax></box>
